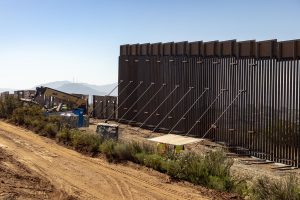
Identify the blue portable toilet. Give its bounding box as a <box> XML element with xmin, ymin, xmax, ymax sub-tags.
<box><xmin>73</xmin><ymin>108</ymin><xmax>84</xmax><ymax>127</ymax></box>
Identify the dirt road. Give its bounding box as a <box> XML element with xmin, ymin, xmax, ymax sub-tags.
<box><xmin>0</xmin><ymin>121</ymin><xmax>210</xmax><ymax>200</ymax></box>
<box><xmin>0</xmin><ymin>147</ymin><xmax>71</xmax><ymax>199</ymax></box>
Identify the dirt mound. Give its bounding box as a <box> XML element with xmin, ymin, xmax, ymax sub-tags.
<box><xmin>0</xmin><ymin>147</ymin><xmax>72</xmax><ymax>200</ymax></box>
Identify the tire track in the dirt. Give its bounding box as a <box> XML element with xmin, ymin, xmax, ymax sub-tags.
<box><xmin>93</xmin><ymin>160</ymin><xmax>194</xmax><ymax>200</ymax></box>
<box><xmin>0</xmin><ymin>132</ymin><xmax>110</xmax><ymax>199</ymax></box>
<box><xmin>95</xmin><ymin>171</ymin><xmax>111</xmax><ymax>186</ymax></box>
<box><xmin>52</xmin><ymin>142</ymin><xmax>197</xmax><ymax>199</ymax></box>
<box><xmin>104</xmin><ymin>174</ymin><xmax>126</xmax><ymax>200</ymax></box>
<box><xmin>0</xmin><ymin>133</ymin><xmax>95</xmax><ymax>200</ymax></box>
<box><xmin>57</xmin><ymin>148</ymin><xmax>195</xmax><ymax>200</ymax></box>
<box><xmin>120</xmin><ymin>179</ymin><xmax>134</xmax><ymax>200</ymax></box>
<box><xmin>51</xmin><ymin>147</ymin><xmax>196</xmax><ymax>200</ymax></box>
<box><xmin>30</xmin><ymin>162</ymin><xmax>96</xmax><ymax>200</ymax></box>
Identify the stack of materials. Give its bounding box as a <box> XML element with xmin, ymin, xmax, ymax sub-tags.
<box><xmin>48</xmin><ymin>111</ymin><xmax>89</xmax><ymax>128</ymax></box>
<box><xmin>60</xmin><ymin>112</ymin><xmax>79</xmax><ymax>128</ymax></box>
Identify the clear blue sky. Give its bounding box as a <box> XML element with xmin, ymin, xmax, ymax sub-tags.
<box><xmin>0</xmin><ymin>0</ymin><xmax>299</xmax><ymax>89</ymax></box>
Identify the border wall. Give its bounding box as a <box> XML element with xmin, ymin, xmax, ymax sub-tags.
<box><xmin>118</xmin><ymin>39</ymin><xmax>300</xmax><ymax>167</ymax></box>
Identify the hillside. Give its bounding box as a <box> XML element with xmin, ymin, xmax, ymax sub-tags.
<box><xmin>0</xmin><ymin>88</ymin><xmax>16</xmax><ymax>93</ymax></box>
<box><xmin>36</xmin><ymin>81</ymin><xmax>118</xmax><ymax>96</ymax></box>
<box><xmin>35</xmin><ymin>81</ymin><xmax>71</xmax><ymax>89</ymax></box>
<box><xmin>56</xmin><ymin>83</ymin><xmax>106</xmax><ymax>96</ymax></box>
<box><xmin>1</xmin><ymin>82</ymin><xmax>118</xmax><ymax>103</ymax></box>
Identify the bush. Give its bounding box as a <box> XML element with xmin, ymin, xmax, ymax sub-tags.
<box><xmin>70</xmin><ymin>130</ymin><xmax>102</xmax><ymax>154</ymax></box>
<box><xmin>0</xmin><ymin>96</ymin><xmax>21</xmax><ymax>119</ymax></box>
<box><xmin>113</xmin><ymin>143</ymin><xmax>132</xmax><ymax>161</ymax></box>
<box><xmin>143</xmin><ymin>154</ymin><xmax>164</xmax><ymax>171</ymax></box>
<box><xmin>141</xmin><ymin>143</ymin><xmax>155</xmax><ymax>154</ymax></box>
<box><xmin>205</xmin><ymin>150</ymin><xmax>233</xmax><ymax>178</ymax></box>
<box><xmin>43</xmin><ymin>123</ymin><xmax>59</xmax><ymax>138</ymax></box>
<box><xmin>10</xmin><ymin>105</ymin><xmax>62</xmax><ymax>138</ymax></box>
<box><xmin>32</xmin><ymin>119</ymin><xmax>47</xmax><ymax>132</ymax></box>
<box><xmin>156</xmin><ymin>150</ymin><xmax>234</xmax><ymax>191</ymax></box>
<box><xmin>127</xmin><ymin>142</ymin><xmax>143</xmax><ymax>158</ymax></box>
<box><xmin>134</xmin><ymin>152</ymin><xmax>147</xmax><ymax>164</ymax></box>
<box><xmin>131</xmin><ymin>147</ymin><xmax>234</xmax><ymax>191</ymax></box>
<box><xmin>232</xmin><ymin>179</ymin><xmax>250</xmax><ymax>198</ymax></box>
<box><xmin>208</xmin><ymin>176</ymin><xmax>233</xmax><ymax>191</ymax></box>
<box><xmin>250</xmin><ymin>175</ymin><xmax>300</xmax><ymax>200</ymax></box>
<box><xmin>162</xmin><ymin>159</ymin><xmax>183</xmax><ymax>178</ymax></box>
<box><xmin>119</xmin><ymin>142</ymin><xmax>143</xmax><ymax>162</ymax></box>
<box><xmin>56</xmin><ymin>129</ymin><xmax>71</xmax><ymax>144</ymax></box>
<box><xmin>100</xmin><ymin>140</ymin><xmax>117</xmax><ymax>162</ymax></box>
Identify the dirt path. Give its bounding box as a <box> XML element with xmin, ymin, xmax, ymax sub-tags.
<box><xmin>0</xmin><ymin>121</ymin><xmax>210</xmax><ymax>200</ymax></box>
<box><xmin>0</xmin><ymin>147</ymin><xmax>72</xmax><ymax>200</ymax></box>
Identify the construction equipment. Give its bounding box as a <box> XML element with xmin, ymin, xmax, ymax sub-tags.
<box><xmin>96</xmin><ymin>123</ymin><xmax>119</xmax><ymax>140</ymax></box>
<box><xmin>35</xmin><ymin>87</ymin><xmax>88</xmax><ymax>114</ymax></box>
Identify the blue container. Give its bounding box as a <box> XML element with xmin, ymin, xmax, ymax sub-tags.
<box><xmin>73</xmin><ymin>108</ymin><xmax>84</xmax><ymax>127</ymax></box>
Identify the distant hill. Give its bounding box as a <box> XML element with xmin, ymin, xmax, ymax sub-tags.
<box><xmin>1</xmin><ymin>81</ymin><xmax>118</xmax><ymax>102</ymax></box>
<box><xmin>34</xmin><ymin>81</ymin><xmax>117</xmax><ymax>95</ymax></box>
<box><xmin>35</xmin><ymin>81</ymin><xmax>118</xmax><ymax>103</ymax></box>
<box><xmin>0</xmin><ymin>88</ymin><xmax>15</xmax><ymax>93</ymax></box>
<box><xmin>35</xmin><ymin>81</ymin><xmax>72</xmax><ymax>89</ymax></box>
<box><xmin>82</xmin><ymin>83</ymin><xmax>118</xmax><ymax>95</ymax></box>
<box><xmin>56</xmin><ymin>83</ymin><xmax>106</xmax><ymax>96</ymax></box>
<box><xmin>37</xmin><ymin>81</ymin><xmax>118</xmax><ymax>96</ymax></box>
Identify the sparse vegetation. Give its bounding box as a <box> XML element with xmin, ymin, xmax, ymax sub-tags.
<box><xmin>249</xmin><ymin>175</ymin><xmax>300</xmax><ymax>200</ymax></box>
<box><xmin>0</xmin><ymin>96</ymin><xmax>22</xmax><ymax>119</ymax></box>
<box><xmin>99</xmin><ymin>139</ymin><xmax>117</xmax><ymax>161</ymax></box>
<box><xmin>57</xmin><ymin>128</ymin><xmax>103</xmax><ymax>155</ymax></box>
<box><xmin>96</xmin><ymin>138</ymin><xmax>235</xmax><ymax>191</ymax></box>
<box><xmin>10</xmin><ymin>105</ymin><xmax>61</xmax><ymax>138</ymax></box>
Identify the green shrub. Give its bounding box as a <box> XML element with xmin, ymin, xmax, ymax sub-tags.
<box><xmin>24</xmin><ymin>116</ymin><xmax>33</xmax><ymax>127</ymax></box>
<box><xmin>118</xmin><ymin>142</ymin><xmax>143</xmax><ymax>162</ymax></box>
<box><xmin>56</xmin><ymin>129</ymin><xmax>71</xmax><ymax>144</ymax></box>
<box><xmin>0</xmin><ymin>96</ymin><xmax>21</xmax><ymax>119</ymax></box>
<box><xmin>232</xmin><ymin>179</ymin><xmax>250</xmax><ymax>198</ymax></box>
<box><xmin>141</xmin><ymin>143</ymin><xmax>155</xmax><ymax>154</ymax></box>
<box><xmin>113</xmin><ymin>143</ymin><xmax>132</xmax><ymax>161</ymax></box>
<box><xmin>31</xmin><ymin>119</ymin><xmax>46</xmax><ymax>132</ymax></box>
<box><xmin>164</xmin><ymin>148</ymin><xmax>177</xmax><ymax>160</ymax></box>
<box><xmin>205</xmin><ymin>150</ymin><xmax>233</xmax><ymax>178</ymax></box>
<box><xmin>70</xmin><ymin>130</ymin><xmax>102</xmax><ymax>154</ymax></box>
<box><xmin>84</xmin><ymin>135</ymin><xmax>102</xmax><ymax>153</ymax></box>
<box><xmin>208</xmin><ymin>176</ymin><xmax>233</xmax><ymax>191</ymax></box>
<box><xmin>162</xmin><ymin>159</ymin><xmax>183</xmax><ymax>178</ymax></box>
<box><xmin>127</xmin><ymin>142</ymin><xmax>142</xmax><ymax>157</ymax></box>
<box><xmin>143</xmin><ymin>154</ymin><xmax>164</xmax><ymax>171</ymax></box>
<box><xmin>158</xmin><ymin>150</ymin><xmax>234</xmax><ymax>191</ymax></box>
<box><xmin>31</xmin><ymin>119</ymin><xmax>40</xmax><ymax>128</ymax></box>
<box><xmin>134</xmin><ymin>152</ymin><xmax>147</xmax><ymax>164</ymax></box>
<box><xmin>12</xmin><ymin>112</ymin><xmax>25</xmax><ymax>125</ymax></box>
<box><xmin>43</xmin><ymin>123</ymin><xmax>59</xmax><ymax>138</ymax></box>
<box><xmin>11</xmin><ymin>105</ymin><xmax>46</xmax><ymax>131</ymax></box>
<box><xmin>36</xmin><ymin>120</ymin><xmax>47</xmax><ymax>133</ymax></box>
<box><xmin>181</xmin><ymin>153</ymin><xmax>209</xmax><ymax>185</ymax></box>
<box><xmin>250</xmin><ymin>175</ymin><xmax>300</xmax><ymax>200</ymax></box>
<box><xmin>100</xmin><ymin>140</ymin><xmax>117</xmax><ymax>162</ymax></box>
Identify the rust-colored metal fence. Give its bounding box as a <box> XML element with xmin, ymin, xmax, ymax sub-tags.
<box><xmin>93</xmin><ymin>95</ymin><xmax>117</xmax><ymax>119</ymax></box>
<box><xmin>118</xmin><ymin>39</ymin><xmax>300</xmax><ymax>167</ymax></box>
